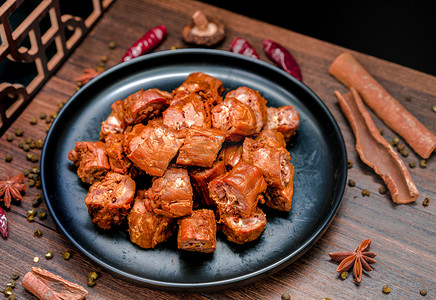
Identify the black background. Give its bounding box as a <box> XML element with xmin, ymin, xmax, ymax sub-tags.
<box><xmin>200</xmin><ymin>1</ymin><xmax>436</xmax><ymax>76</ymax></box>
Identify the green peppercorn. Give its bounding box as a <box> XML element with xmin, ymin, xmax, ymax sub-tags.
<box><xmin>27</xmin><ymin>215</ymin><xmax>34</xmax><ymax>222</ymax></box>
<box><xmin>45</xmin><ymin>251</ymin><xmax>53</xmax><ymax>259</ymax></box>
<box><xmin>6</xmin><ymin>134</ymin><xmax>14</xmax><ymax>142</ymax></box>
<box><xmin>420</xmin><ymin>289</ymin><xmax>428</xmax><ymax>296</ymax></box>
<box><xmin>22</xmin><ymin>144</ymin><xmax>30</xmax><ymax>152</ymax></box>
<box><xmin>40</xmin><ymin>112</ymin><xmax>47</xmax><ymax>119</ymax></box>
<box><xmin>8</xmin><ymin>293</ymin><xmax>17</xmax><ymax>300</ymax></box>
<box><xmin>32</xmin><ymin>195</ymin><xmax>42</xmax><ymax>207</ymax></box>
<box><xmin>38</xmin><ymin>211</ymin><xmax>47</xmax><ymax>220</ymax></box>
<box><xmin>28</xmin><ymin>179</ymin><xmax>35</xmax><ymax>187</ymax></box>
<box><xmin>30</xmin><ymin>117</ymin><xmax>38</xmax><ymax>125</ymax></box>
<box><xmin>392</xmin><ymin>137</ymin><xmax>399</xmax><ymax>146</ymax></box>
<box><xmin>108</xmin><ymin>41</ymin><xmax>117</xmax><ymax>49</ymax></box>
<box><xmin>87</xmin><ymin>279</ymin><xmax>96</xmax><ymax>287</ymax></box>
<box><xmin>432</xmin><ymin>105</ymin><xmax>436</xmax><ymax>113</ymax></box>
<box><xmin>31</xmin><ymin>166</ymin><xmax>39</xmax><ymax>174</ymax></box>
<box><xmin>422</xmin><ymin>198</ymin><xmax>429</xmax><ymax>207</ymax></box>
<box><xmin>4</xmin><ymin>286</ymin><xmax>13</xmax><ymax>296</ymax></box>
<box><xmin>34</xmin><ymin>229</ymin><xmax>42</xmax><ymax>237</ymax></box>
<box><xmin>400</xmin><ymin>148</ymin><xmax>409</xmax><ymax>157</ymax></box>
<box><xmin>63</xmin><ymin>251</ymin><xmax>71</xmax><ymax>260</ymax></box>
<box><xmin>281</xmin><ymin>292</ymin><xmax>291</xmax><ymax>300</ymax></box>
<box><xmin>362</xmin><ymin>189</ymin><xmax>370</xmax><ymax>197</ymax></box>
<box><xmin>409</xmin><ymin>161</ymin><xmax>417</xmax><ymax>168</ymax></box>
<box><xmin>88</xmin><ymin>271</ymin><xmax>98</xmax><ymax>280</ymax></box>
<box><xmin>379</xmin><ymin>186</ymin><xmax>387</xmax><ymax>194</ymax></box>
<box><xmin>35</xmin><ymin>138</ymin><xmax>44</xmax><ymax>149</ymax></box>
<box><xmin>5</xmin><ymin>154</ymin><xmax>13</xmax><ymax>162</ymax></box>
<box><xmin>382</xmin><ymin>284</ymin><xmax>391</xmax><ymax>294</ymax></box>
<box><xmin>347</xmin><ymin>159</ymin><xmax>353</xmax><ymax>169</ymax></box>
<box><xmin>15</xmin><ymin>128</ymin><xmax>23</xmax><ymax>136</ymax></box>
<box><xmin>10</xmin><ymin>273</ymin><xmax>20</xmax><ymax>280</ymax></box>
<box><xmin>348</xmin><ymin>179</ymin><xmax>356</xmax><ymax>187</ymax></box>
<box><xmin>340</xmin><ymin>271</ymin><xmax>349</xmax><ymax>279</ymax></box>
<box><xmin>397</xmin><ymin>143</ymin><xmax>405</xmax><ymax>151</ymax></box>
<box><xmin>419</xmin><ymin>160</ymin><xmax>427</xmax><ymax>168</ymax></box>
<box><xmin>50</xmin><ymin>112</ymin><xmax>57</xmax><ymax>119</ymax></box>
<box><xmin>6</xmin><ymin>279</ymin><xmax>15</xmax><ymax>288</ymax></box>
<box><xmin>27</xmin><ymin>208</ymin><xmax>36</xmax><ymax>216</ymax></box>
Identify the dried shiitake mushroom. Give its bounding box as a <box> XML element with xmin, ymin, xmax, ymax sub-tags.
<box><xmin>182</xmin><ymin>10</ymin><xmax>225</xmax><ymax>46</ymax></box>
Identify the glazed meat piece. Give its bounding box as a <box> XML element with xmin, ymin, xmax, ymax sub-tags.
<box><xmin>190</xmin><ymin>160</ymin><xmax>227</xmax><ymax>206</ymax></box>
<box><xmin>125</xmin><ymin>123</ymin><xmax>184</xmax><ymax>177</ymax></box>
<box><xmin>176</xmin><ymin>126</ymin><xmax>226</xmax><ymax>168</ymax></box>
<box><xmin>128</xmin><ymin>190</ymin><xmax>174</xmax><ymax>248</ymax></box>
<box><xmin>209</xmin><ymin>161</ymin><xmax>267</xmax><ymax>218</ymax></box>
<box><xmin>123</xmin><ymin>88</ymin><xmax>171</xmax><ymax>125</ymax></box>
<box><xmin>242</xmin><ymin>137</ymin><xmax>293</xmax><ymax>189</ymax></box>
<box><xmin>265</xmin><ymin>171</ymin><xmax>294</xmax><ymax>212</ymax></box>
<box><xmin>265</xmin><ymin>105</ymin><xmax>300</xmax><ymax>140</ymax></box>
<box><xmin>100</xmin><ymin>100</ymin><xmax>126</xmax><ymax>141</ymax></box>
<box><xmin>177</xmin><ymin>209</ymin><xmax>217</xmax><ymax>253</ymax></box>
<box><xmin>225</xmin><ymin>87</ymin><xmax>267</xmax><ymax>134</ymax></box>
<box><xmin>211</xmin><ymin>97</ymin><xmax>257</xmax><ymax>142</ymax></box>
<box><xmin>163</xmin><ymin>93</ymin><xmax>211</xmax><ymax>130</ymax></box>
<box><xmin>104</xmin><ymin>133</ymin><xmax>131</xmax><ymax>174</ymax></box>
<box><xmin>84</xmin><ymin>172</ymin><xmax>136</xmax><ymax>230</ymax></box>
<box><xmin>178</xmin><ymin>72</ymin><xmax>224</xmax><ymax>95</ymax></box>
<box><xmin>255</xmin><ymin>129</ymin><xmax>286</xmax><ymax>148</ymax></box>
<box><xmin>221</xmin><ymin>142</ymin><xmax>243</xmax><ymax>169</ymax></box>
<box><xmin>220</xmin><ymin>207</ymin><xmax>267</xmax><ymax>244</ymax></box>
<box><xmin>68</xmin><ymin>141</ymin><xmax>110</xmax><ymax>184</ymax></box>
<box><xmin>147</xmin><ymin>167</ymin><xmax>193</xmax><ymax>218</ymax></box>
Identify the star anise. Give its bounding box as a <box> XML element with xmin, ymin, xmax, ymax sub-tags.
<box><xmin>0</xmin><ymin>174</ymin><xmax>26</xmax><ymax>208</ymax></box>
<box><xmin>329</xmin><ymin>239</ymin><xmax>377</xmax><ymax>283</ymax></box>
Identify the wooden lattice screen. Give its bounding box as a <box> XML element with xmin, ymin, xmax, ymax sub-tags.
<box><xmin>0</xmin><ymin>0</ymin><xmax>114</xmax><ymax>135</ymax></box>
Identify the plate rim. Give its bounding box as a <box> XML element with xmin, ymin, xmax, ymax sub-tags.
<box><xmin>41</xmin><ymin>48</ymin><xmax>347</xmax><ymax>292</ymax></box>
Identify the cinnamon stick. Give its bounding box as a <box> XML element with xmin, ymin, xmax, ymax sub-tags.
<box><xmin>329</xmin><ymin>52</ymin><xmax>436</xmax><ymax>159</ymax></box>
<box><xmin>335</xmin><ymin>87</ymin><xmax>419</xmax><ymax>204</ymax></box>
<box><xmin>22</xmin><ymin>267</ymin><xmax>88</xmax><ymax>300</ymax></box>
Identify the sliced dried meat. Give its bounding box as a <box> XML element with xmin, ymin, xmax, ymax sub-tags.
<box><xmin>220</xmin><ymin>207</ymin><xmax>266</xmax><ymax>244</ymax></box>
<box><xmin>176</xmin><ymin>126</ymin><xmax>226</xmax><ymax>168</ymax></box>
<box><xmin>177</xmin><ymin>209</ymin><xmax>217</xmax><ymax>253</ymax></box>
<box><xmin>211</xmin><ymin>97</ymin><xmax>257</xmax><ymax>142</ymax></box>
<box><xmin>68</xmin><ymin>141</ymin><xmax>110</xmax><ymax>184</ymax></box>
<box><xmin>123</xmin><ymin>88</ymin><xmax>171</xmax><ymax>125</ymax></box>
<box><xmin>225</xmin><ymin>87</ymin><xmax>267</xmax><ymax>134</ymax></box>
<box><xmin>100</xmin><ymin>100</ymin><xmax>126</xmax><ymax>141</ymax></box>
<box><xmin>209</xmin><ymin>161</ymin><xmax>267</xmax><ymax>218</ymax></box>
<box><xmin>128</xmin><ymin>190</ymin><xmax>174</xmax><ymax>248</ymax></box>
<box><xmin>84</xmin><ymin>172</ymin><xmax>136</xmax><ymax>230</ymax></box>
<box><xmin>190</xmin><ymin>160</ymin><xmax>227</xmax><ymax>206</ymax></box>
<box><xmin>125</xmin><ymin>123</ymin><xmax>184</xmax><ymax>177</ymax></box>
<box><xmin>147</xmin><ymin>167</ymin><xmax>193</xmax><ymax>218</ymax></box>
<box><xmin>265</xmin><ymin>105</ymin><xmax>300</xmax><ymax>140</ymax></box>
<box><xmin>335</xmin><ymin>88</ymin><xmax>418</xmax><ymax>204</ymax></box>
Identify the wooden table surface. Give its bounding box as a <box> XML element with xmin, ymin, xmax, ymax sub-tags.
<box><xmin>1</xmin><ymin>0</ymin><xmax>435</xmax><ymax>299</ymax></box>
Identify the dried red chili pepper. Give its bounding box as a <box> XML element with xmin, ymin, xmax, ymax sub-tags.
<box><xmin>230</xmin><ymin>38</ymin><xmax>260</xmax><ymax>59</ymax></box>
<box><xmin>121</xmin><ymin>25</ymin><xmax>167</xmax><ymax>62</ymax></box>
<box><xmin>0</xmin><ymin>207</ymin><xmax>8</xmax><ymax>238</ymax></box>
<box><xmin>263</xmin><ymin>39</ymin><xmax>302</xmax><ymax>81</ymax></box>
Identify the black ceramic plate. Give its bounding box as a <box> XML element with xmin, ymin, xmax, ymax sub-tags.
<box><xmin>41</xmin><ymin>49</ymin><xmax>347</xmax><ymax>292</ymax></box>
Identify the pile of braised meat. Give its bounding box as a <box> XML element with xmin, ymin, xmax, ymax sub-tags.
<box><xmin>68</xmin><ymin>72</ymin><xmax>299</xmax><ymax>253</ymax></box>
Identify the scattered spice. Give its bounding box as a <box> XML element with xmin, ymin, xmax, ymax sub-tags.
<box><xmin>40</xmin><ymin>112</ymin><xmax>47</xmax><ymax>119</ymax></box>
<box><xmin>230</xmin><ymin>38</ymin><xmax>260</xmax><ymax>59</ymax></box>
<box><xmin>347</xmin><ymin>159</ymin><xmax>353</xmax><ymax>169</ymax></box>
<box><xmin>33</xmin><ymin>256</ymin><xmax>39</xmax><ymax>263</ymax></box>
<box><xmin>397</xmin><ymin>143</ymin><xmax>405</xmax><ymax>151</ymax></box>
<box><xmin>15</xmin><ymin>128</ymin><xmax>23</xmax><ymax>136</ymax></box>
<box><xmin>0</xmin><ymin>174</ymin><xmax>26</xmax><ymax>208</ymax></box>
<box><xmin>263</xmin><ymin>39</ymin><xmax>302</xmax><ymax>81</ymax></box>
<box><xmin>419</xmin><ymin>160</ymin><xmax>427</xmax><ymax>168</ymax></box>
<box><xmin>22</xmin><ymin>267</ymin><xmax>88</xmax><ymax>300</ymax></box>
<box><xmin>281</xmin><ymin>292</ymin><xmax>291</xmax><ymax>300</ymax></box>
<box><xmin>182</xmin><ymin>11</ymin><xmax>225</xmax><ymax>47</ymax></box>
<box><xmin>405</xmin><ymin>96</ymin><xmax>412</xmax><ymax>101</ymax></box>
<box><xmin>11</xmin><ymin>273</ymin><xmax>20</xmax><ymax>280</ymax></box>
<box><xmin>433</xmin><ymin>105</ymin><xmax>436</xmax><ymax>113</ymax></box>
<box><xmin>4</xmin><ymin>286</ymin><xmax>13</xmax><ymax>296</ymax></box>
<box><xmin>34</xmin><ymin>229</ymin><xmax>42</xmax><ymax>237</ymax></box>
<box><xmin>45</xmin><ymin>251</ymin><xmax>53</xmax><ymax>259</ymax></box>
<box><xmin>348</xmin><ymin>179</ymin><xmax>356</xmax><ymax>187</ymax></box>
<box><xmin>379</xmin><ymin>186</ymin><xmax>387</xmax><ymax>194</ymax></box>
<box><xmin>38</xmin><ymin>211</ymin><xmax>47</xmax><ymax>220</ymax></box>
<box><xmin>340</xmin><ymin>271</ymin><xmax>349</xmax><ymax>280</ymax></box>
<box><xmin>30</xmin><ymin>117</ymin><xmax>38</xmax><ymax>125</ymax></box>
<box><xmin>409</xmin><ymin>161</ymin><xmax>417</xmax><ymax>168</ymax></box>
<box><xmin>5</xmin><ymin>154</ymin><xmax>13</xmax><ymax>162</ymax></box>
<box><xmin>6</xmin><ymin>134</ymin><xmax>14</xmax><ymax>142</ymax></box>
<box><xmin>108</xmin><ymin>41</ymin><xmax>117</xmax><ymax>49</ymax></box>
<box><xmin>63</xmin><ymin>251</ymin><xmax>71</xmax><ymax>260</ymax></box>
<box><xmin>0</xmin><ymin>207</ymin><xmax>8</xmax><ymax>238</ymax></box>
<box><xmin>400</xmin><ymin>148</ymin><xmax>409</xmax><ymax>157</ymax></box>
<box><xmin>329</xmin><ymin>239</ymin><xmax>376</xmax><ymax>283</ymax></box>
<box><xmin>392</xmin><ymin>136</ymin><xmax>400</xmax><ymax>146</ymax></box>
<box><xmin>75</xmin><ymin>68</ymin><xmax>105</xmax><ymax>86</ymax></box>
<box><xmin>420</xmin><ymin>289</ymin><xmax>428</xmax><ymax>296</ymax></box>
<box><xmin>362</xmin><ymin>189</ymin><xmax>370</xmax><ymax>197</ymax></box>
<box><xmin>422</xmin><ymin>197</ymin><xmax>429</xmax><ymax>207</ymax></box>
<box><xmin>122</xmin><ymin>24</ymin><xmax>167</xmax><ymax>62</ymax></box>
<box><xmin>87</xmin><ymin>271</ymin><xmax>99</xmax><ymax>287</ymax></box>
<box><xmin>382</xmin><ymin>284</ymin><xmax>391</xmax><ymax>294</ymax></box>
<box><xmin>100</xmin><ymin>55</ymin><xmax>109</xmax><ymax>63</ymax></box>
<box><xmin>32</xmin><ymin>195</ymin><xmax>42</xmax><ymax>207</ymax></box>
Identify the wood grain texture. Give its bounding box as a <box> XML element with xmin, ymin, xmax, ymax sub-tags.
<box><xmin>0</xmin><ymin>0</ymin><xmax>435</xmax><ymax>299</ymax></box>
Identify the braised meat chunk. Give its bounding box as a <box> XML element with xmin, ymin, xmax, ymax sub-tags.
<box><xmin>190</xmin><ymin>160</ymin><xmax>227</xmax><ymax>206</ymax></box>
<box><xmin>163</xmin><ymin>93</ymin><xmax>211</xmax><ymax>130</ymax></box>
<box><xmin>124</xmin><ymin>123</ymin><xmax>184</xmax><ymax>177</ymax></box>
<box><xmin>177</xmin><ymin>72</ymin><xmax>224</xmax><ymax>96</ymax></box>
<box><xmin>265</xmin><ymin>172</ymin><xmax>294</xmax><ymax>212</ymax></box>
<box><xmin>123</xmin><ymin>88</ymin><xmax>171</xmax><ymax>125</ymax></box>
<box><xmin>255</xmin><ymin>129</ymin><xmax>286</xmax><ymax>148</ymax></box>
<box><xmin>68</xmin><ymin>141</ymin><xmax>110</xmax><ymax>184</ymax></box>
<box><xmin>176</xmin><ymin>126</ymin><xmax>226</xmax><ymax>168</ymax></box>
<box><xmin>100</xmin><ymin>100</ymin><xmax>126</xmax><ymax>141</ymax></box>
<box><xmin>265</xmin><ymin>105</ymin><xmax>300</xmax><ymax>141</ymax></box>
<box><xmin>209</xmin><ymin>161</ymin><xmax>267</xmax><ymax>218</ymax></box>
<box><xmin>128</xmin><ymin>190</ymin><xmax>174</xmax><ymax>248</ymax></box>
<box><xmin>211</xmin><ymin>97</ymin><xmax>257</xmax><ymax>142</ymax></box>
<box><xmin>147</xmin><ymin>167</ymin><xmax>193</xmax><ymax>218</ymax></box>
<box><xmin>225</xmin><ymin>87</ymin><xmax>267</xmax><ymax>134</ymax></box>
<box><xmin>220</xmin><ymin>207</ymin><xmax>267</xmax><ymax>244</ymax></box>
<box><xmin>104</xmin><ymin>133</ymin><xmax>131</xmax><ymax>174</ymax></box>
<box><xmin>221</xmin><ymin>142</ymin><xmax>243</xmax><ymax>169</ymax></box>
<box><xmin>177</xmin><ymin>209</ymin><xmax>217</xmax><ymax>253</ymax></box>
<box><xmin>84</xmin><ymin>172</ymin><xmax>136</xmax><ymax>230</ymax></box>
